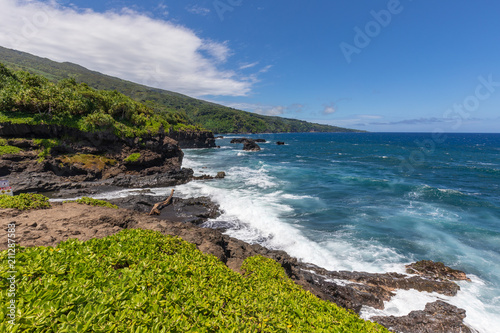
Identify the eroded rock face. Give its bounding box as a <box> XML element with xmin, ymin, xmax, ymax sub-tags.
<box><xmin>0</xmin><ymin>123</ymin><xmax>194</xmax><ymax>193</ymax></box>
<box><xmin>371</xmin><ymin>301</ymin><xmax>471</xmax><ymax>333</ymax></box>
<box><xmin>406</xmin><ymin>260</ymin><xmax>471</xmax><ymax>282</ymax></box>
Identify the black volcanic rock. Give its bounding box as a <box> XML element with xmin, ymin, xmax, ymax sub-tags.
<box><xmin>230</xmin><ymin>138</ymin><xmax>248</xmax><ymax>144</ymax></box>
<box><xmin>0</xmin><ymin>123</ymin><xmax>194</xmax><ymax>193</ymax></box>
<box><xmin>167</xmin><ymin>129</ymin><xmax>216</xmax><ymax>148</ymax></box>
<box><xmin>276</xmin><ymin>141</ymin><xmax>285</xmax><ymax>145</ymax></box>
<box><xmin>243</xmin><ymin>140</ymin><xmax>261</xmax><ymax>151</ymax></box>
<box><xmin>406</xmin><ymin>260</ymin><xmax>471</xmax><ymax>282</ymax></box>
<box><xmin>372</xmin><ymin>301</ymin><xmax>471</xmax><ymax>333</ymax></box>
<box><xmin>230</xmin><ymin>138</ymin><xmax>261</xmax><ymax>151</ymax></box>
<box><xmin>109</xmin><ymin>195</ymin><xmax>221</xmax><ymax>225</ymax></box>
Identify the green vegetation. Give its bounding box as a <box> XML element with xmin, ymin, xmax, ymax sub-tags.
<box><xmin>0</xmin><ymin>62</ymin><xmax>196</xmax><ymax>139</ymax></box>
<box><xmin>64</xmin><ymin>196</ymin><xmax>118</xmax><ymax>209</ymax></box>
<box><xmin>0</xmin><ymin>46</ymin><xmax>363</xmax><ymax>134</ymax></box>
<box><xmin>58</xmin><ymin>154</ymin><xmax>117</xmax><ymax>171</ymax></box>
<box><xmin>124</xmin><ymin>152</ymin><xmax>141</xmax><ymax>163</ymax></box>
<box><xmin>0</xmin><ymin>137</ymin><xmax>23</xmax><ymax>156</ymax></box>
<box><xmin>33</xmin><ymin>138</ymin><xmax>60</xmax><ymax>162</ymax></box>
<box><xmin>0</xmin><ymin>193</ymin><xmax>51</xmax><ymax>210</ymax></box>
<box><xmin>0</xmin><ymin>229</ymin><xmax>388</xmax><ymax>332</ymax></box>
<box><xmin>0</xmin><ymin>145</ymin><xmax>22</xmax><ymax>156</ymax></box>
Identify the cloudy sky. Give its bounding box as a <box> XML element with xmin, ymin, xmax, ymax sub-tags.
<box><xmin>1</xmin><ymin>0</ymin><xmax>500</xmax><ymax>132</ymax></box>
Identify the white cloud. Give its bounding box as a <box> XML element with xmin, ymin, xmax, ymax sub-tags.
<box><xmin>239</xmin><ymin>62</ymin><xmax>259</xmax><ymax>70</ymax></box>
<box><xmin>0</xmin><ymin>0</ymin><xmax>252</xmax><ymax>97</ymax></box>
<box><xmin>323</xmin><ymin>102</ymin><xmax>336</xmax><ymax>114</ymax></box>
<box><xmin>214</xmin><ymin>101</ymin><xmax>287</xmax><ymax>116</ymax></box>
<box><xmin>186</xmin><ymin>5</ymin><xmax>210</xmax><ymax>16</ymax></box>
<box><xmin>259</xmin><ymin>65</ymin><xmax>272</xmax><ymax>73</ymax></box>
<box><xmin>255</xmin><ymin>105</ymin><xmax>285</xmax><ymax>116</ymax></box>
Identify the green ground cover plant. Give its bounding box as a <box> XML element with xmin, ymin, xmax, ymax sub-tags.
<box><xmin>0</xmin><ymin>145</ymin><xmax>22</xmax><ymax>156</ymax></box>
<box><xmin>0</xmin><ymin>193</ymin><xmax>51</xmax><ymax>210</ymax></box>
<box><xmin>0</xmin><ymin>229</ymin><xmax>389</xmax><ymax>332</ymax></box>
<box><xmin>64</xmin><ymin>196</ymin><xmax>118</xmax><ymax>209</ymax></box>
<box><xmin>33</xmin><ymin>138</ymin><xmax>60</xmax><ymax>162</ymax></box>
<box><xmin>124</xmin><ymin>153</ymin><xmax>141</xmax><ymax>163</ymax></box>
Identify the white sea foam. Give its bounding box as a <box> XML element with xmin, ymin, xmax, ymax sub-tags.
<box><xmin>361</xmin><ymin>276</ymin><xmax>500</xmax><ymax>333</ymax></box>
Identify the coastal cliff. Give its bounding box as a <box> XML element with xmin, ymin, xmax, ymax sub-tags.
<box><xmin>0</xmin><ymin>122</ymin><xmax>195</xmax><ymax>193</ymax></box>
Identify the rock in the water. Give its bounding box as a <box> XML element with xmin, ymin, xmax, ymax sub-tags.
<box><xmin>372</xmin><ymin>300</ymin><xmax>471</xmax><ymax>333</ymax></box>
<box><xmin>192</xmin><ymin>171</ymin><xmax>226</xmax><ymax>180</ymax></box>
<box><xmin>215</xmin><ymin>171</ymin><xmax>226</xmax><ymax>179</ymax></box>
<box><xmin>230</xmin><ymin>138</ymin><xmax>249</xmax><ymax>144</ymax></box>
<box><xmin>255</xmin><ymin>139</ymin><xmax>267</xmax><ymax>143</ymax></box>
<box><xmin>243</xmin><ymin>140</ymin><xmax>261</xmax><ymax>151</ymax></box>
<box><xmin>406</xmin><ymin>260</ymin><xmax>471</xmax><ymax>282</ymax></box>
<box><xmin>276</xmin><ymin>141</ymin><xmax>285</xmax><ymax>145</ymax></box>
<box><xmin>229</xmin><ymin>138</ymin><xmax>262</xmax><ymax>151</ymax></box>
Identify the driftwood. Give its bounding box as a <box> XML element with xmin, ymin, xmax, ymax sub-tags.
<box><xmin>149</xmin><ymin>189</ymin><xmax>175</xmax><ymax>215</ymax></box>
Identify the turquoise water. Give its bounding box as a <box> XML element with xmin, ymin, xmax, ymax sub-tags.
<box><xmin>176</xmin><ymin>133</ymin><xmax>500</xmax><ymax>333</ymax></box>
<box><xmin>93</xmin><ymin>132</ymin><xmax>499</xmax><ymax>332</ymax></box>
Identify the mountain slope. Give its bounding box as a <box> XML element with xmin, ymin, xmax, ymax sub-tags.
<box><xmin>0</xmin><ymin>46</ymin><xmax>363</xmax><ymax>133</ymax></box>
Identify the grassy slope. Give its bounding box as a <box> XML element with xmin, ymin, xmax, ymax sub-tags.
<box><xmin>0</xmin><ymin>46</ymin><xmax>364</xmax><ymax>134</ymax></box>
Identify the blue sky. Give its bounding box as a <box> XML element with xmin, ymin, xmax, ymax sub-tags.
<box><xmin>1</xmin><ymin>0</ymin><xmax>499</xmax><ymax>132</ymax></box>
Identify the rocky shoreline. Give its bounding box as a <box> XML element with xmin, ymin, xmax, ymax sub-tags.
<box><xmin>1</xmin><ymin>192</ymin><xmax>473</xmax><ymax>333</ymax></box>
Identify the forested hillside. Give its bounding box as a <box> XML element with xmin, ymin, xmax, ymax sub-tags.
<box><xmin>0</xmin><ymin>46</ymin><xmax>363</xmax><ymax>134</ymax></box>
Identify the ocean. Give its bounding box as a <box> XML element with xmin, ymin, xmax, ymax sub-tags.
<box><xmin>100</xmin><ymin>132</ymin><xmax>500</xmax><ymax>332</ymax></box>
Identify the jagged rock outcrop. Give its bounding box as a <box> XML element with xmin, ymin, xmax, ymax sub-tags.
<box><xmin>406</xmin><ymin>260</ymin><xmax>471</xmax><ymax>282</ymax></box>
<box><xmin>372</xmin><ymin>301</ymin><xmax>471</xmax><ymax>333</ymax></box>
<box><xmin>168</xmin><ymin>129</ymin><xmax>216</xmax><ymax>148</ymax></box>
<box><xmin>229</xmin><ymin>138</ymin><xmax>261</xmax><ymax>151</ymax></box>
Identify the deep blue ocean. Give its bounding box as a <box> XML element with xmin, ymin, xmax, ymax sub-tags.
<box><xmin>100</xmin><ymin>132</ymin><xmax>500</xmax><ymax>332</ymax></box>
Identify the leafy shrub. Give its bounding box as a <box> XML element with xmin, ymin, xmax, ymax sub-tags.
<box><xmin>124</xmin><ymin>153</ymin><xmax>141</xmax><ymax>163</ymax></box>
<box><xmin>64</xmin><ymin>196</ymin><xmax>118</xmax><ymax>209</ymax></box>
<box><xmin>0</xmin><ymin>193</ymin><xmax>51</xmax><ymax>210</ymax></box>
<box><xmin>0</xmin><ymin>229</ymin><xmax>389</xmax><ymax>332</ymax></box>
